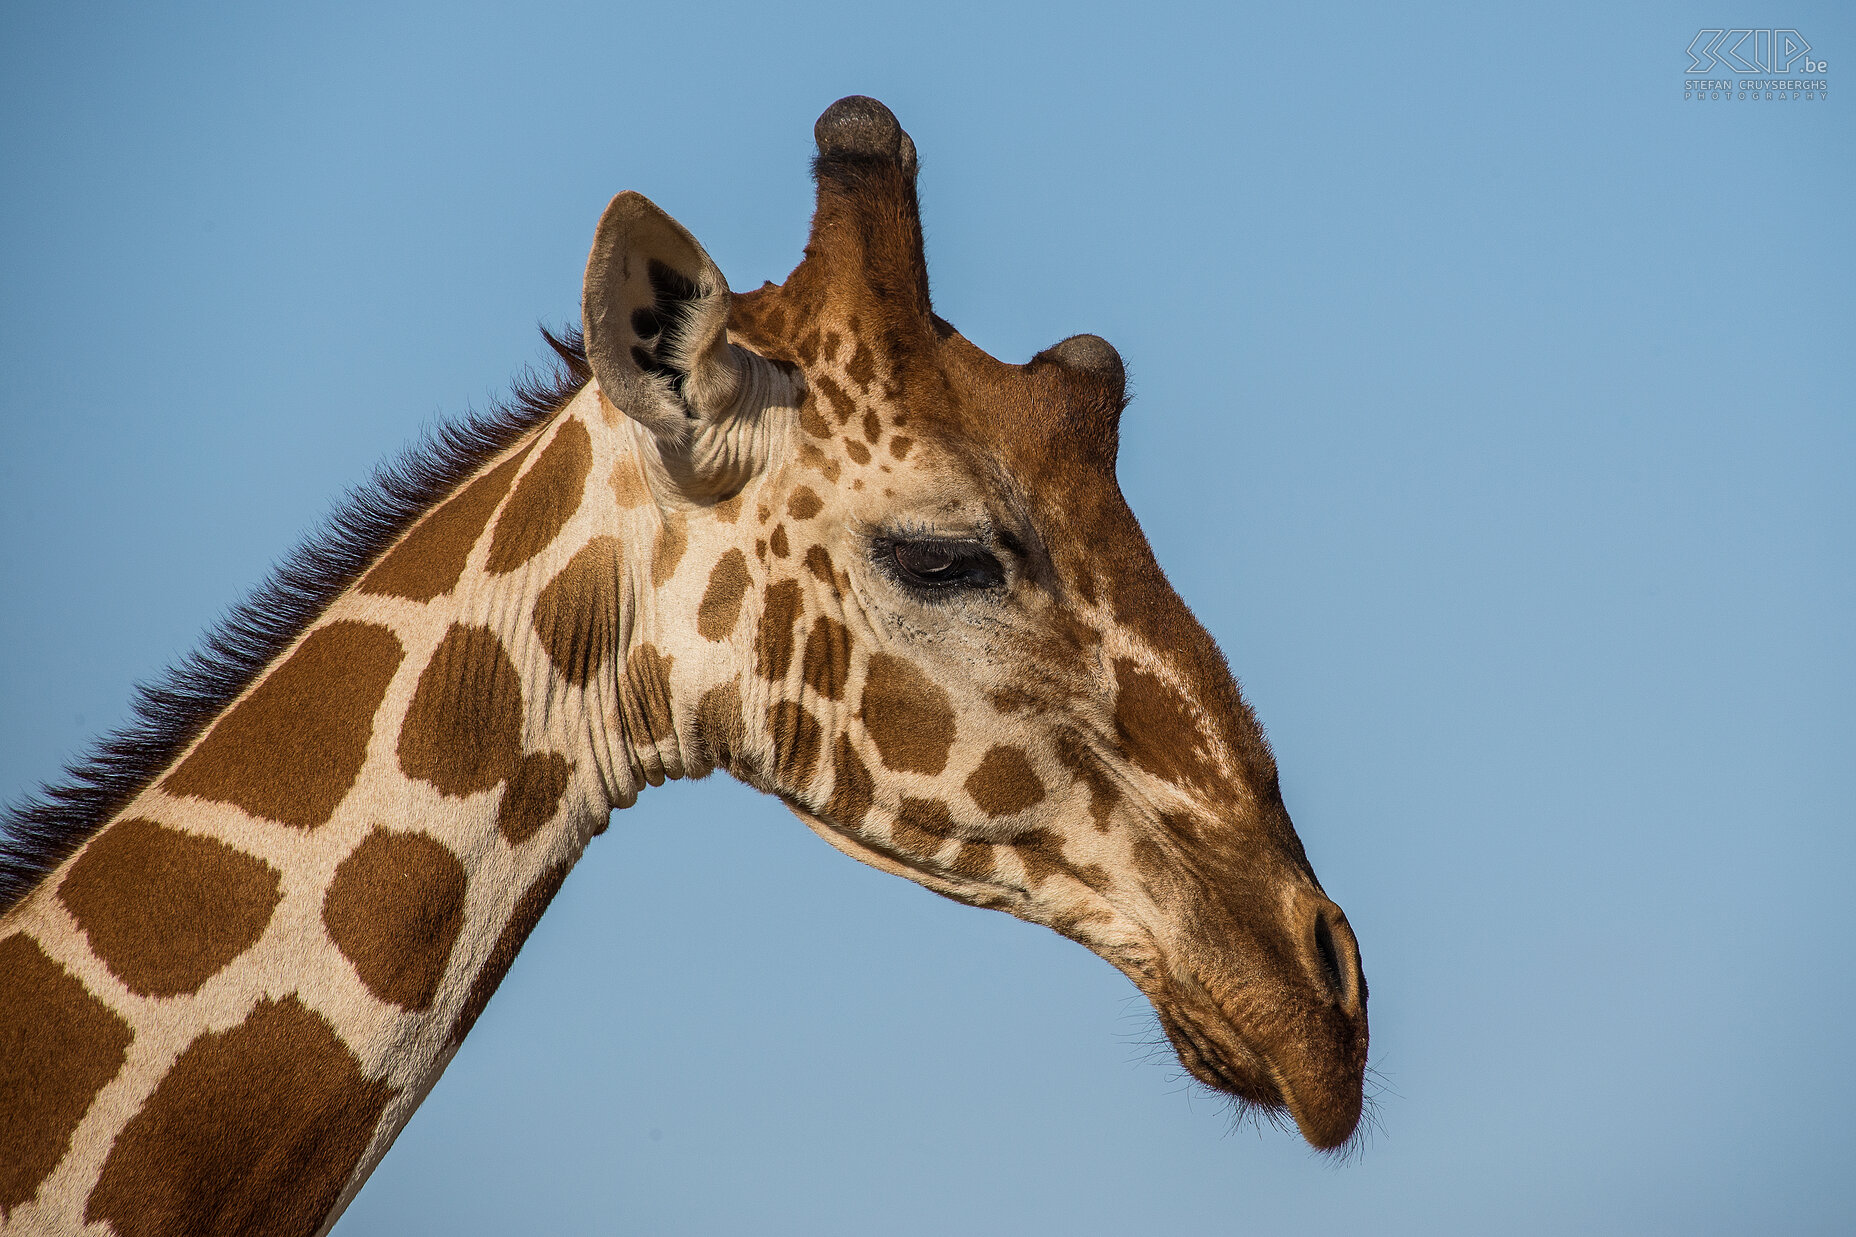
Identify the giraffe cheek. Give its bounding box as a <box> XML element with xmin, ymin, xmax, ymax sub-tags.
<box><xmin>860</xmin><ymin>654</ymin><xmax>956</xmax><ymax>775</ymax></box>
<box><xmin>964</xmin><ymin>745</ymin><xmax>1046</xmax><ymax>817</ymax></box>
<box><xmin>1111</xmin><ymin>658</ymin><xmax>1220</xmax><ymax>793</ymax></box>
<box><xmin>801</xmin><ymin>615</ymin><xmax>851</xmax><ymax>701</ymax></box>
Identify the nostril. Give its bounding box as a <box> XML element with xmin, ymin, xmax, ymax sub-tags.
<box><xmin>1306</xmin><ymin>900</ymin><xmax>1363</xmax><ymax>1014</ymax></box>
<box><xmin>1313</xmin><ymin>909</ymin><xmax>1343</xmax><ymax>995</ymax></box>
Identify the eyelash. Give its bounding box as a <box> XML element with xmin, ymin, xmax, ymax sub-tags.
<box><xmin>871</xmin><ymin>534</ymin><xmax>1007</xmax><ymax>594</ymax></box>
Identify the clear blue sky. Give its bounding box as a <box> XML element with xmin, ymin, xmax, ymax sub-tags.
<box><xmin>3</xmin><ymin>2</ymin><xmax>1851</xmax><ymax>1232</ymax></box>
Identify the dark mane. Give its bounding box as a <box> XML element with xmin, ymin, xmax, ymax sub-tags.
<box><xmin>0</xmin><ymin>327</ymin><xmax>591</xmax><ymax>913</ymax></box>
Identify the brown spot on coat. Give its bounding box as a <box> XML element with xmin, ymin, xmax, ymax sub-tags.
<box><xmin>1056</xmin><ymin>730</ymin><xmax>1122</xmax><ymax>832</ymax></box>
<box><xmin>697</xmin><ymin>550</ymin><xmax>752</xmax><ymax>641</ymax></box>
<box><xmin>787</xmin><ymin>486</ymin><xmax>823</xmax><ymax>520</ymax></box>
<box><xmin>398</xmin><ymin>624</ymin><xmax>523</xmax><ymax>796</ymax></box>
<box><xmin>485</xmin><ymin>418</ymin><xmax>592</xmax><ymax>574</ymax></box>
<box><xmin>804</xmin><ymin>545</ymin><xmax>835</xmax><ymax>584</ymax></box>
<box><xmin>693</xmin><ymin>680</ymin><xmax>748</xmax><ymax>774</ymax></box>
<box><xmin>756</xmin><ymin>579</ymin><xmax>802</xmax><ymax>681</ymax></box>
<box><xmin>652</xmin><ymin>517</ymin><xmax>687</xmax><ymax>586</ymax></box>
<box><xmin>890</xmin><ymin>797</ymin><xmax>955</xmax><ymax>855</ymax></box>
<box><xmin>844</xmin><ymin>438</ymin><xmax>872</xmax><ymax>465</ymax></box>
<box><xmin>988</xmin><ymin>687</ymin><xmax>1034</xmax><ymax>714</ymax></box>
<box><xmin>767</xmin><ymin>701</ymin><xmax>823</xmax><ymax>788</ymax></box>
<box><xmin>712</xmin><ymin>492</ymin><xmax>745</xmax><ymax>523</ymax></box>
<box><xmin>622</xmin><ymin>643</ymin><xmax>678</xmax><ymax>748</ymax></box>
<box><xmin>847</xmin><ymin>338</ymin><xmax>876</xmax><ymax>389</ymax></box>
<box><xmin>814</xmin><ymin>372</ymin><xmax>856</xmax><ymax>424</ymax></box>
<box><xmin>164</xmin><ymin>621</ymin><xmax>403</xmax><ymax>830</ymax></box>
<box><xmin>323</xmin><ymin>827</ymin><xmax>467</xmax><ymax>1011</ymax></box>
<box><xmin>965</xmin><ymin>745</ymin><xmax>1046</xmax><ymax>817</ymax></box>
<box><xmin>952</xmin><ymin>842</ymin><xmax>996</xmax><ymax>881</ymax></box>
<box><xmin>450</xmin><ymin>860</ymin><xmax>573</xmax><ymax>1043</ymax></box>
<box><xmin>609</xmin><ymin>457</ymin><xmax>651</xmax><ymax>508</ymax></box>
<box><xmin>532</xmin><ymin>537</ymin><xmax>621</xmax><ymax>687</ymax></box>
<box><xmin>769</xmin><ymin>524</ymin><xmax>790</xmax><ymax>558</ymax></box>
<box><xmin>58</xmin><ymin>819</ymin><xmax>282</xmax><ymax>999</ymax></box>
<box><xmin>1131</xmin><ymin>834</ymin><xmax>1179</xmax><ymax>902</ymax></box>
<box><xmin>801</xmin><ymin>615</ymin><xmax>851</xmax><ymax>701</ymax></box>
<box><xmin>360</xmin><ymin>448</ymin><xmax>529</xmax><ymax>601</ymax></box>
<box><xmin>755</xmin><ymin>305</ymin><xmax>788</xmax><ymax>340</ymax></box>
<box><xmin>861</xmin><ymin>653</ymin><xmax>956</xmax><ymax>775</ymax></box>
<box><xmin>85</xmin><ymin>996</ymin><xmax>394</xmax><ymax>1237</ymax></box>
<box><xmin>497</xmin><ymin>753</ymin><xmax>572</xmax><ymax>845</ymax></box>
<box><xmin>1113</xmin><ymin>659</ymin><xmax>1220</xmax><ymax>793</ymax></box>
<box><xmin>888</xmin><ymin>435</ymin><xmax>913</xmax><ymax>460</ymax></box>
<box><xmin>0</xmin><ymin>934</ymin><xmax>132</xmax><ymax>1215</ymax></box>
<box><xmin>798</xmin><ymin>441</ymin><xmax>842</xmax><ymax>482</ymax></box>
<box><xmin>1011</xmin><ymin>828</ymin><xmax>1065</xmax><ymax>885</ymax></box>
<box><xmin>862</xmin><ymin>409</ymin><xmax>882</xmax><ymax>443</ymax></box>
<box><xmin>825</xmin><ymin>733</ymin><xmax>873</xmax><ymax>826</ymax></box>
<box><xmin>800</xmin><ymin>397</ymin><xmax>832</xmax><ymax>439</ymax></box>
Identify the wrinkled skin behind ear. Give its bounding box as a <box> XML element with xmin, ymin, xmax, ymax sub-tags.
<box><xmin>583</xmin><ymin>191</ymin><xmax>799</xmax><ymax>499</ymax></box>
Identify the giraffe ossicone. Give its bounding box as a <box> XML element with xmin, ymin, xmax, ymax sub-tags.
<box><xmin>0</xmin><ymin>95</ymin><xmax>1369</xmax><ymax>1234</ymax></box>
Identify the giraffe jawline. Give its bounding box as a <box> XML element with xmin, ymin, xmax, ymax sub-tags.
<box><xmin>778</xmin><ymin>801</ymin><xmax>1019</xmax><ymax>912</ymax></box>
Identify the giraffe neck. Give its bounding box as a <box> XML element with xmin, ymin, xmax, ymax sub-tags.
<box><xmin>0</xmin><ymin>387</ymin><xmax>695</xmax><ymax>1237</ymax></box>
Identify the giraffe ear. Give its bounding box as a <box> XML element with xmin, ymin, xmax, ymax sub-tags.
<box><xmin>582</xmin><ymin>191</ymin><xmax>741</xmax><ymax>444</ymax></box>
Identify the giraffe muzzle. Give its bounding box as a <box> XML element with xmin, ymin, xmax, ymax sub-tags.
<box><xmin>1140</xmin><ymin>879</ymin><xmax>1371</xmax><ymax>1151</ymax></box>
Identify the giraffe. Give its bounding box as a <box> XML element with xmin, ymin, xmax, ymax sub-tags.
<box><xmin>0</xmin><ymin>97</ymin><xmax>1369</xmax><ymax>1235</ymax></box>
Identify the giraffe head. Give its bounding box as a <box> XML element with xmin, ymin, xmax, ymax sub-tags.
<box><xmin>580</xmin><ymin>98</ymin><xmax>1368</xmax><ymax>1149</ymax></box>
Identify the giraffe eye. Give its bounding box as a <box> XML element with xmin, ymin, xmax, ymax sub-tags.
<box><xmin>877</xmin><ymin>537</ymin><xmax>1005</xmax><ymax>593</ymax></box>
